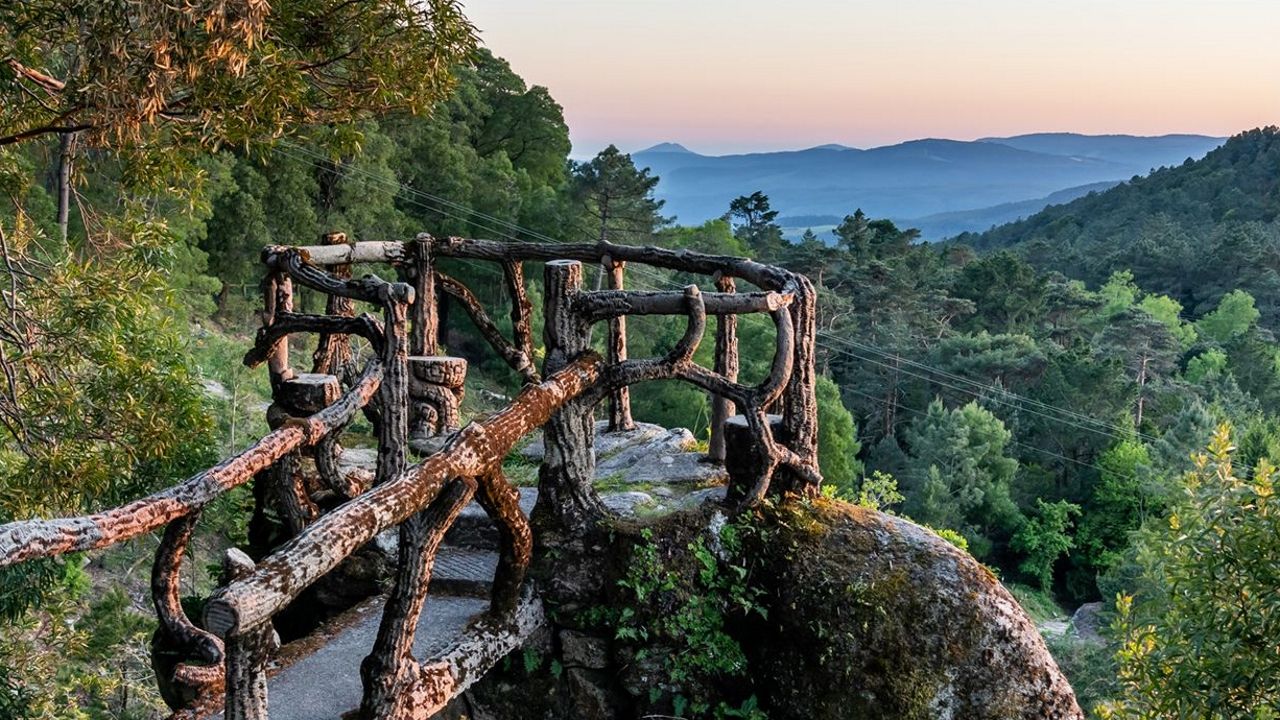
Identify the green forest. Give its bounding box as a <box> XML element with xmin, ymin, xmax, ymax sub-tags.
<box><xmin>2</xmin><ymin>2</ymin><xmax>1279</xmax><ymax>718</ymax></box>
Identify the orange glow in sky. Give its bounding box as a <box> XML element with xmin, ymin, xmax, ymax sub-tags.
<box><xmin>465</xmin><ymin>0</ymin><xmax>1280</xmax><ymax>155</ymax></box>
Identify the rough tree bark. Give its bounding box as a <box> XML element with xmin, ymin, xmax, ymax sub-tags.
<box><xmin>313</xmin><ymin>232</ymin><xmax>359</xmax><ymax>384</ymax></box>
<box><xmin>204</xmin><ymin>354</ymin><xmax>601</xmax><ymax>638</ymax></box>
<box><xmin>358</xmin><ymin>477</ymin><xmax>476</xmax><ymax>719</ymax></box>
<box><xmin>150</xmin><ymin>512</ymin><xmax>224</xmax><ymax>715</ymax></box>
<box><xmin>708</xmin><ymin>274</ymin><xmax>739</xmax><ymax>464</ymax></box>
<box><xmin>0</xmin><ymin>360</ymin><xmax>381</xmax><ymax>567</ymax></box>
<box><xmin>474</xmin><ymin>468</ymin><xmax>532</xmax><ymax>617</ymax></box>
<box><xmin>502</xmin><ymin>260</ymin><xmax>537</xmax><ymax>385</ymax></box>
<box><xmin>410</xmin><ymin>235</ymin><xmax>438</xmax><ymax>357</ymax></box>
<box><xmin>532</xmin><ymin>260</ymin><xmax>605</xmax><ymax>539</ymax></box>
<box><xmin>603</xmin><ymin>257</ymin><xmax>634</xmax><ymax>432</ymax></box>
<box><xmin>221</xmin><ymin>549</ymin><xmax>279</xmax><ymax>720</ymax></box>
<box><xmin>778</xmin><ymin>274</ymin><xmax>820</xmax><ymax>496</ymax></box>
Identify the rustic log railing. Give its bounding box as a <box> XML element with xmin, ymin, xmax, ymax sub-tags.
<box><xmin>0</xmin><ymin>232</ymin><xmax>821</xmax><ymax>720</ymax></box>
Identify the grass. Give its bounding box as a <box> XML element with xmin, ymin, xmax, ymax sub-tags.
<box><xmin>1006</xmin><ymin>583</ymin><xmax>1068</xmax><ymax>624</ymax></box>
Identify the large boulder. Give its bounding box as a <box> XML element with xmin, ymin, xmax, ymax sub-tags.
<box><xmin>745</xmin><ymin>501</ymin><xmax>1083</xmax><ymax>719</ymax></box>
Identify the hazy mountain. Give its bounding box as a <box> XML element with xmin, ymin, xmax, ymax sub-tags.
<box><xmin>980</xmin><ymin>133</ymin><xmax>1225</xmax><ymax>172</ymax></box>
<box><xmin>633</xmin><ymin>133</ymin><xmax>1224</xmax><ymax>236</ymax></box>
<box><xmin>639</xmin><ymin>142</ymin><xmax>696</xmax><ymax>154</ymax></box>
<box><xmin>902</xmin><ymin>181</ymin><xmax>1122</xmax><ymax>239</ymax></box>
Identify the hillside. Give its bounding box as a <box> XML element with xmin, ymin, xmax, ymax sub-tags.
<box><xmin>958</xmin><ymin>127</ymin><xmax>1280</xmax><ymax>321</ymax></box>
<box><xmin>633</xmin><ymin>133</ymin><xmax>1224</xmax><ymax>233</ymax></box>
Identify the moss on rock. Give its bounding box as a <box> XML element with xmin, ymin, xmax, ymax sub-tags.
<box><xmin>743</xmin><ymin>498</ymin><xmax>1083</xmax><ymax>719</ymax></box>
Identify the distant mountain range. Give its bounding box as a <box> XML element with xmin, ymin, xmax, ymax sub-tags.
<box><xmin>632</xmin><ymin>133</ymin><xmax>1226</xmax><ymax>240</ymax></box>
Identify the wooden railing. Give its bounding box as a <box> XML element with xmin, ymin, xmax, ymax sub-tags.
<box><xmin>0</xmin><ymin>233</ymin><xmax>821</xmax><ymax>720</ymax></box>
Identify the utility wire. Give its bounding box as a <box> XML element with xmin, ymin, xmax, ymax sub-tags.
<box><xmin>269</xmin><ymin>142</ymin><xmax>1171</xmax><ymax>456</ymax></box>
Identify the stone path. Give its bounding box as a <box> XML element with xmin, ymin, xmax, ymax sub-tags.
<box><xmin>233</xmin><ymin>427</ymin><xmax>730</xmax><ymax>719</ymax></box>
<box><xmin>216</xmin><ymin>547</ymin><xmax>523</xmax><ymax>720</ymax></box>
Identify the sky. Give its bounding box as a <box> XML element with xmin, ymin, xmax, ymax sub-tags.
<box><xmin>465</xmin><ymin>0</ymin><xmax>1280</xmax><ymax>157</ymax></box>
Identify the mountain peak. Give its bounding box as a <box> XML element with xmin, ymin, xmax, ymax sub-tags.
<box><xmin>639</xmin><ymin>142</ymin><xmax>695</xmax><ymax>154</ymax></box>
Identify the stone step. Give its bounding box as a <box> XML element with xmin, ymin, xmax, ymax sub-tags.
<box><xmin>214</xmin><ymin>548</ymin><xmax>528</xmax><ymax>720</ymax></box>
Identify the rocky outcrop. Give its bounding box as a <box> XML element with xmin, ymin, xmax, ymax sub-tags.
<box><xmin>459</xmin><ymin>498</ymin><xmax>1082</xmax><ymax>720</ymax></box>
<box><xmin>519</xmin><ymin>420</ymin><xmax>727</xmax><ymax>486</ymax></box>
<box><xmin>745</xmin><ymin>501</ymin><xmax>1083</xmax><ymax>719</ymax></box>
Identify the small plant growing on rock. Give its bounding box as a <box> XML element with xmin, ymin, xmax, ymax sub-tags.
<box><xmin>609</xmin><ymin>519</ymin><xmax>769</xmax><ymax>719</ymax></box>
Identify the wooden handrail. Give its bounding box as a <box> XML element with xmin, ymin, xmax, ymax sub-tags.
<box><xmin>0</xmin><ymin>359</ymin><xmax>383</xmax><ymax>567</ymax></box>
<box><xmin>204</xmin><ymin>353</ymin><xmax>602</xmax><ymax>638</ymax></box>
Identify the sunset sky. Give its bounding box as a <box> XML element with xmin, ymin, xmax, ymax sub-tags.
<box><xmin>466</xmin><ymin>0</ymin><xmax>1280</xmax><ymax>156</ymax></box>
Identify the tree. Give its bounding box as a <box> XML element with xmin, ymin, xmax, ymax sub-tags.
<box><xmin>1196</xmin><ymin>289</ymin><xmax>1260</xmax><ymax>343</ymax></box>
<box><xmin>816</xmin><ymin>375</ymin><xmax>862</xmax><ymax>492</ymax></box>
<box><xmin>951</xmin><ymin>251</ymin><xmax>1047</xmax><ymax>334</ymax></box>
<box><xmin>1097</xmin><ymin>308</ymin><xmax>1181</xmax><ymax>428</ymax></box>
<box><xmin>1074</xmin><ymin>440</ymin><xmax>1156</xmax><ymax>585</ymax></box>
<box><xmin>1101</xmin><ymin>425</ymin><xmax>1280</xmax><ymax>719</ymax></box>
<box><xmin>902</xmin><ymin>399</ymin><xmax>1023</xmax><ymax>557</ymax></box>
<box><xmin>728</xmin><ymin>191</ymin><xmax>785</xmax><ymax>258</ymax></box>
<box><xmin>0</xmin><ymin>0</ymin><xmax>476</xmax><ymax>150</ymax></box>
<box><xmin>834</xmin><ymin>209</ymin><xmax>872</xmax><ymax>260</ymax></box>
<box><xmin>572</xmin><ymin>145</ymin><xmax>666</xmax><ymax>246</ymax></box>
<box><xmin>1011</xmin><ymin>499</ymin><xmax>1081</xmax><ymax>591</ymax></box>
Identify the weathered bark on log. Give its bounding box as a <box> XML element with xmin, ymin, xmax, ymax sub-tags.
<box><xmin>151</xmin><ymin>512</ymin><xmax>224</xmax><ymax>715</ymax></box>
<box><xmin>276</xmin><ymin>240</ymin><xmax>407</xmax><ymax>266</ymax></box>
<box><xmin>576</xmin><ymin>288</ymin><xmax>790</xmax><ymax>321</ymax></box>
<box><xmin>276</xmin><ymin>373</ymin><xmax>341</xmax><ymax>415</ymax></box>
<box><xmin>430</xmin><ymin>237</ymin><xmax>803</xmax><ymax>299</ymax></box>
<box><xmin>314</xmin><ymin>431</ymin><xmax>371</xmax><ymax>500</ymax></box>
<box><xmin>313</xmin><ymin>232</ymin><xmax>358</xmax><ymax>383</ymax></box>
<box><xmin>272</xmin><ymin>451</ymin><xmax>318</xmax><ymax>536</ymax></box>
<box><xmin>203</xmin><ymin>354</ymin><xmax>601</xmax><ymax>638</ymax></box>
<box><xmin>779</xmin><ymin>274</ymin><xmax>820</xmax><ymax>496</ymax></box>
<box><xmin>386</xmin><ymin>591</ymin><xmax>545</xmax><ymax>719</ymax></box>
<box><xmin>408</xmin><ymin>356</ymin><xmax>468</xmax><ymax>387</ymax></box>
<box><xmin>245</xmin><ymin>313</ymin><xmax>384</xmax><ymax>370</ymax></box>
<box><xmin>408</xmin><ymin>381</ymin><xmax>463</xmax><ymax>432</ymax></box>
<box><xmin>502</xmin><ymin>260</ymin><xmax>537</xmax><ymax>384</ymax></box>
<box><xmin>435</xmin><ymin>272</ymin><xmax>538</xmax><ymax>383</ymax></box>
<box><xmin>708</xmin><ymin>275</ymin><xmax>740</xmax><ymax>464</ymax></box>
<box><xmin>265</xmin><ymin>246</ymin><xmax>414</xmax><ymax>307</ymax></box>
<box><xmin>262</xmin><ymin>272</ymin><xmax>294</xmax><ymax>390</ymax></box>
<box><xmin>409</xmin><ymin>235</ymin><xmax>438</xmax><ymax>357</ymax></box>
<box><xmin>0</xmin><ymin>361</ymin><xmax>382</xmax><ymax>567</ymax></box>
<box><xmin>532</xmin><ymin>260</ymin><xmax>605</xmax><ymax>538</ymax></box>
<box><xmin>603</xmin><ymin>257</ymin><xmax>634</xmax><ymax>432</ymax></box>
<box><xmin>358</xmin><ymin>476</ymin><xmax>476</xmax><ymax>719</ymax></box>
<box><xmin>475</xmin><ymin>468</ymin><xmax>532</xmax><ymax>617</ymax></box>
<box><xmin>376</xmin><ymin>298</ymin><xmax>410</xmax><ymax>488</ymax></box>
<box><xmin>221</xmin><ymin>549</ymin><xmax>278</xmax><ymax>720</ymax></box>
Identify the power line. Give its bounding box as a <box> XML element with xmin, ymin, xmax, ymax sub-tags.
<box><xmin>267</xmin><ymin>141</ymin><xmax>1167</xmax><ymax>457</ymax></box>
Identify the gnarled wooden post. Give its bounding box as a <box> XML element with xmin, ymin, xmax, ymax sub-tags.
<box><xmin>603</xmin><ymin>256</ymin><xmax>634</xmax><ymax>432</ymax></box>
<box><xmin>407</xmin><ymin>235</ymin><xmax>441</xmax><ymax>440</ymax></box>
<box><xmin>358</xmin><ymin>476</ymin><xmax>476</xmax><ymax>719</ymax></box>
<box><xmin>151</xmin><ymin>512</ymin><xmax>224</xmax><ymax>716</ymax></box>
<box><xmin>221</xmin><ymin>549</ymin><xmax>278</xmax><ymax>720</ymax></box>
<box><xmin>779</xmin><ymin>274</ymin><xmax>820</xmax><ymax>496</ymax></box>
<box><xmin>533</xmin><ymin>260</ymin><xmax>605</xmax><ymax>537</ymax></box>
<box><xmin>707</xmin><ymin>273</ymin><xmax>739</xmax><ymax>463</ymax></box>
<box><xmin>262</xmin><ymin>270</ymin><xmax>294</xmax><ymax>392</ymax></box>
<box><xmin>313</xmin><ymin>232</ymin><xmax>357</xmax><ymax>383</ymax></box>
<box><xmin>409</xmin><ymin>234</ymin><xmax>438</xmax><ymax>357</ymax></box>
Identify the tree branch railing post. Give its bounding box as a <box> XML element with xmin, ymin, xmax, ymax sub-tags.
<box><xmin>532</xmin><ymin>259</ymin><xmax>605</xmax><ymax>537</ymax></box>
<box><xmin>312</xmin><ymin>232</ymin><xmax>357</xmax><ymax>384</ymax></box>
<box><xmin>603</xmin><ymin>256</ymin><xmax>634</xmax><ymax>432</ymax></box>
<box><xmin>707</xmin><ymin>273</ymin><xmax>739</xmax><ymax>464</ymax></box>
<box><xmin>779</xmin><ymin>274</ymin><xmax>820</xmax><ymax>495</ymax></box>
<box><xmin>221</xmin><ymin>549</ymin><xmax>278</xmax><ymax>720</ymax></box>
